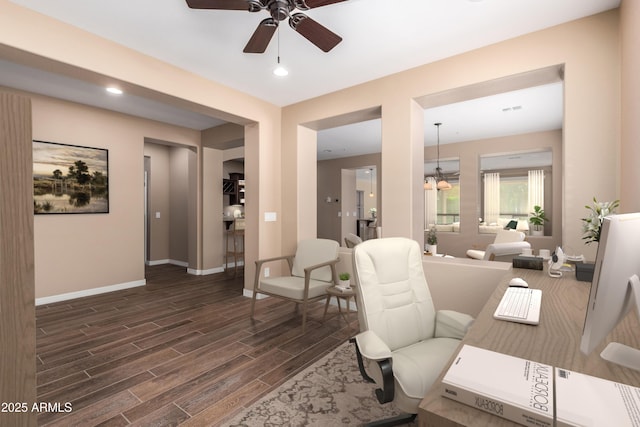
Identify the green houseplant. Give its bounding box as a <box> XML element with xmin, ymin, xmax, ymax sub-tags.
<box><xmin>529</xmin><ymin>205</ymin><xmax>548</xmax><ymax>236</ymax></box>
<box><xmin>426</xmin><ymin>226</ymin><xmax>438</xmax><ymax>254</ymax></box>
<box><xmin>337</xmin><ymin>272</ymin><xmax>351</xmax><ymax>289</ymax></box>
<box><xmin>581</xmin><ymin>197</ymin><xmax>620</xmax><ymax>244</ymax></box>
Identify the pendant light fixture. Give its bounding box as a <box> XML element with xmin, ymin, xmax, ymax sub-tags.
<box><xmin>273</xmin><ymin>23</ymin><xmax>288</xmax><ymax>77</ymax></box>
<box><xmin>425</xmin><ymin>123</ymin><xmax>451</xmax><ymax>190</ymax></box>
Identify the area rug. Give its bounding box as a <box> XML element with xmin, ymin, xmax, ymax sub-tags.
<box><xmin>226</xmin><ymin>341</ymin><xmax>412</xmax><ymax>426</ymax></box>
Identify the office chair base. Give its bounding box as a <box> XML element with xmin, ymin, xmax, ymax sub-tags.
<box><xmin>365</xmin><ymin>413</ymin><xmax>417</xmax><ymax>427</ymax></box>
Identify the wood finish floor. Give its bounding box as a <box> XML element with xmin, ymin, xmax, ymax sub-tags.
<box><xmin>35</xmin><ymin>264</ymin><xmax>358</xmax><ymax>426</ymax></box>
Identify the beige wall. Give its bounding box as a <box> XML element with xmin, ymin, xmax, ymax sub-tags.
<box><xmin>283</xmin><ymin>10</ymin><xmax>621</xmax><ymax>262</ymax></box>
<box><xmin>169</xmin><ymin>146</ymin><xmax>192</xmax><ymax>264</ymax></box>
<box><xmin>0</xmin><ymin>0</ymin><xmax>282</xmax><ymax>293</ymax></box>
<box><xmin>1</xmin><ymin>2</ymin><xmax>637</xmax><ymax>299</ymax></box>
<box><xmin>620</xmin><ymin>0</ymin><xmax>640</xmax><ymax>213</ymax></box>
<box><xmin>21</xmin><ymin>91</ymin><xmax>200</xmax><ymax>298</ymax></box>
<box><xmin>317</xmin><ymin>153</ymin><xmax>381</xmax><ymax>243</ymax></box>
<box><xmin>144</xmin><ymin>142</ymin><xmax>171</xmax><ymax>262</ymax></box>
<box><xmin>202</xmin><ymin>147</ymin><xmax>225</xmax><ymax>272</ymax></box>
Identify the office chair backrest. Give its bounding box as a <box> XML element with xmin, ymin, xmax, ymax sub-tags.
<box><xmin>353</xmin><ymin>237</ymin><xmax>437</xmax><ymax>351</ymax></box>
<box><xmin>291</xmin><ymin>238</ymin><xmax>339</xmax><ymax>282</ymax></box>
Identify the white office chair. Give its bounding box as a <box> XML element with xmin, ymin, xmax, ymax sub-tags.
<box><xmin>351</xmin><ymin>237</ymin><xmax>474</xmax><ymax>426</ymax></box>
<box><xmin>466</xmin><ymin>229</ymin><xmax>531</xmax><ymax>261</ymax></box>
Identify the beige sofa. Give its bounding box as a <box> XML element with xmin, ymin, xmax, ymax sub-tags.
<box><xmin>337</xmin><ymin>246</ymin><xmax>511</xmax><ymax>318</ymax></box>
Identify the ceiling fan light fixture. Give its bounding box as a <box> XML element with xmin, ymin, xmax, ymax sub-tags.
<box><xmin>273</xmin><ymin>62</ymin><xmax>288</xmax><ymax>76</ymax></box>
<box><xmin>437</xmin><ymin>180</ymin><xmax>452</xmax><ymax>190</ymax></box>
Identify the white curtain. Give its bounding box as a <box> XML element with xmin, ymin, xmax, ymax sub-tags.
<box><xmin>528</xmin><ymin>170</ymin><xmax>545</xmax><ymax>211</ymax></box>
<box><xmin>424</xmin><ymin>176</ymin><xmax>437</xmax><ymax>228</ymax></box>
<box><xmin>484</xmin><ymin>172</ymin><xmax>500</xmax><ymax>225</ymax></box>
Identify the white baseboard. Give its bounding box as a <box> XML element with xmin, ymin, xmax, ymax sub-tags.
<box><xmin>36</xmin><ymin>279</ymin><xmax>146</xmax><ymax>306</ymax></box>
<box><xmin>146</xmin><ymin>259</ymin><xmax>169</xmax><ymax>266</ymax></box>
<box><xmin>243</xmin><ymin>289</ymin><xmax>269</xmax><ymax>299</ymax></box>
<box><xmin>187</xmin><ymin>266</ymin><xmax>225</xmax><ymax>276</ymax></box>
<box><xmin>146</xmin><ymin>259</ymin><xmax>188</xmax><ymax>267</ymax></box>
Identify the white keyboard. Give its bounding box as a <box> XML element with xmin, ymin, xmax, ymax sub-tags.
<box><xmin>493</xmin><ymin>287</ymin><xmax>542</xmax><ymax>325</ymax></box>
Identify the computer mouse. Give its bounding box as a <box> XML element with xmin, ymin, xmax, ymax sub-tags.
<box><xmin>509</xmin><ymin>277</ymin><xmax>529</xmax><ymax>288</ymax></box>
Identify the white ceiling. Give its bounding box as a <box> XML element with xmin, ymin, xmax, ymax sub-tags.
<box><xmin>2</xmin><ymin>0</ymin><xmax>617</xmax><ymax>156</ymax></box>
<box><xmin>317</xmin><ymin>81</ymin><xmax>564</xmax><ymax>161</ymax></box>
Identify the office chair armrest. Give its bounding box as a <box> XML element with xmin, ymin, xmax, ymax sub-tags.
<box><xmin>354</xmin><ymin>330</ymin><xmax>392</xmax><ymax>360</ymax></box>
<box><xmin>353</xmin><ymin>331</ymin><xmax>395</xmax><ymax>404</ymax></box>
<box><xmin>435</xmin><ymin>310</ymin><xmax>474</xmax><ymax>339</ymax></box>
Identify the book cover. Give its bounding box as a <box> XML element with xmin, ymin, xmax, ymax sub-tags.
<box><xmin>555</xmin><ymin>367</ymin><xmax>640</xmax><ymax>427</ymax></box>
<box><xmin>441</xmin><ymin>344</ymin><xmax>554</xmax><ymax>427</ymax></box>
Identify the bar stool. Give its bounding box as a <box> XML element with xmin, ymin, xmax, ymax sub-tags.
<box><xmin>225</xmin><ymin>218</ymin><xmax>245</xmax><ymax>276</ymax></box>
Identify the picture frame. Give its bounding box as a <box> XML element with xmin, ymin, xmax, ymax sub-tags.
<box><xmin>33</xmin><ymin>140</ymin><xmax>109</xmax><ymax>214</ymax></box>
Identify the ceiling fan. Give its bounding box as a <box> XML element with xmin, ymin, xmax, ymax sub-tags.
<box><xmin>185</xmin><ymin>0</ymin><xmax>346</xmax><ymax>53</ymax></box>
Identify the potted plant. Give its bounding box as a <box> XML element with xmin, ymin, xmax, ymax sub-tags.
<box><xmin>337</xmin><ymin>272</ymin><xmax>351</xmax><ymax>289</ymax></box>
<box><xmin>581</xmin><ymin>197</ymin><xmax>620</xmax><ymax>244</ymax></box>
<box><xmin>529</xmin><ymin>205</ymin><xmax>548</xmax><ymax>236</ymax></box>
<box><xmin>426</xmin><ymin>226</ymin><xmax>438</xmax><ymax>255</ymax></box>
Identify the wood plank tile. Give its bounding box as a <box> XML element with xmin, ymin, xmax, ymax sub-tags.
<box><xmin>43</xmin><ymin>389</ymin><xmax>140</xmax><ymax>427</ymax></box>
<box><xmin>123</xmin><ymin>354</ymin><xmax>253</xmax><ymax>422</ymax></box>
<box><xmin>34</xmin><ymin>264</ymin><xmax>356</xmax><ymax>426</ymax></box>
<box><xmin>178</xmin><ymin>380</ymin><xmax>271</xmax><ymax>427</ymax></box>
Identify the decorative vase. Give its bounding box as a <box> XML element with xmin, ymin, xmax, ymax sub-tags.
<box><xmin>426</xmin><ymin>244</ymin><xmax>437</xmax><ymax>255</ymax></box>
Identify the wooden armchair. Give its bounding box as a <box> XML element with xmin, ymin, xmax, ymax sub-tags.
<box><xmin>250</xmin><ymin>239</ymin><xmax>339</xmax><ymax>332</ymax></box>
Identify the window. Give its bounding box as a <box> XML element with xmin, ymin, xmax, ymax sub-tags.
<box><xmin>479</xmin><ymin>150</ymin><xmax>552</xmax><ymax>235</ymax></box>
<box><xmin>425</xmin><ymin>158</ymin><xmax>460</xmax><ymax>231</ymax></box>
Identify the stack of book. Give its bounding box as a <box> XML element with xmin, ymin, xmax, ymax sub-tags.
<box><xmin>441</xmin><ymin>344</ymin><xmax>640</xmax><ymax>426</ymax></box>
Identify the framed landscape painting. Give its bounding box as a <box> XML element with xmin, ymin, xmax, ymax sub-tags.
<box><xmin>33</xmin><ymin>140</ymin><xmax>109</xmax><ymax>214</ymax></box>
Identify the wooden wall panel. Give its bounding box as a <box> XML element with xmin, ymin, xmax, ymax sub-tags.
<box><xmin>0</xmin><ymin>92</ymin><xmax>36</xmax><ymax>426</ymax></box>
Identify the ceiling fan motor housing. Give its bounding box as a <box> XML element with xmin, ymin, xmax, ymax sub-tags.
<box><xmin>186</xmin><ymin>0</ymin><xmax>344</xmax><ymax>53</ymax></box>
<box><xmin>266</xmin><ymin>0</ymin><xmax>293</xmax><ymax>21</ymax></box>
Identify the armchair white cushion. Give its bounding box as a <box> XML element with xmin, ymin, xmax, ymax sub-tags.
<box><xmin>351</xmin><ymin>237</ymin><xmax>473</xmax><ymax>425</ymax></box>
<box><xmin>251</xmin><ymin>238</ymin><xmax>339</xmax><ymax>332</ymax></box>
<box><xmin>467</xmin><ymin>229</ymin><xmax>530</xmax><ymax>261</ymax></box>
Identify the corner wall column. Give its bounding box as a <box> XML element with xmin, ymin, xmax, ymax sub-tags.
<box><xmin>380</xmin><ymin>98</ymin><xmax>425</xmax><ymax>248</ymax></box>
<box><xmin>0</xmin><ymin>91</ymin><xmax>36</xmax><ymax>426</ymax></box>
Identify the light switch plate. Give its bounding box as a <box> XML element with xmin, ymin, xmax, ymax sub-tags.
<box><xmin>264</xmin><ymin>212</ymin><xmax>277</xmax><ymax>222</ymax></box>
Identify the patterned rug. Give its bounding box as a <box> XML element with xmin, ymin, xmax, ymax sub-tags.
<box><xmin>226</xmin><ymin>341</ymin><xmax>412</xmax><ymax>426</ymax></box>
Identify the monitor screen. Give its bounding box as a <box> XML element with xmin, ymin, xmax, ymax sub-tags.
<box><xmin>580</xmin><ymin>212</ymin><xmax>640</xmax><ymax>371</ymax></box>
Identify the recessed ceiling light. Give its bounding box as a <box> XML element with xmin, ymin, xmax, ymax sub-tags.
<box><xmin>106</xmin><ymin>87</ymin><xmax>123</xmax><ymax>95</ymax></box>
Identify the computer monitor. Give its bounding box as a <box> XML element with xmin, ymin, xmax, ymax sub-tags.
<box><xmin>580</xmin><ymin>212</ymin><xmax>640</xmax><ymax>371</ymax></box>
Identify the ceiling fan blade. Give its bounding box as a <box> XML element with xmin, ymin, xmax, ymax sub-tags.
<box><xmin>295</xmin><ymin>0</ymin><xmax>347</xmax><ymax>9</ymax></box>
<box><xmin>185</xmin><ymin>0</ymin><xmax>253</xmax><ymax>10</ymax></box>
<box><xmin>243</xmin><ymin>18</ymin><xmax>278</xmax><ymax>53</ymax></box>
<box><xmin>289</xmin><ymin>13</ymin><xmax>342</xmax><ymax>52</ymax></box>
